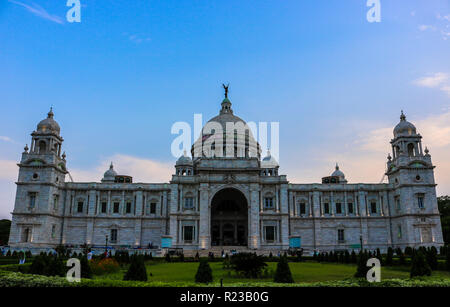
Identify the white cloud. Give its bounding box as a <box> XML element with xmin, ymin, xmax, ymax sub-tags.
<box><xmin>418</xmin><ymin>24</ymin><xmax>436</xmax><ymax>31</ymax></box>
<box><xmin>0</xmin><ymin>136</ymin><xmax>13</xmax><ymax>143</ymax></box>
<box><xmin>128</xmin><ymin>34</ymin><xmax>151</xmax><ymax>44</ymax></box>
<box><xmin>8</xmin><ymin>0</ymin><xmax>64</xmax><ymax>24</ymax></box>
<box><xmin>413</xmin><ymin>72</ymin><xmax>448</xmax><ymax>88</ymax></box>
<box><xmin>413</xmin><ymin>72</ymin><xmax>450</xmax><ymax>97</ymax></box>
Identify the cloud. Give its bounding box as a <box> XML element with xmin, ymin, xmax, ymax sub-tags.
<box><xmin>8</xmin><ymin>0</ymin><xmax>64</xmax><ymax>24</ymax></box>
<box><xmin>0</xmin><ymin>136</ymin><xmax>13</xmax><ymax>143</ymax></box>
<box><xmin>413</xmin><ymin>72</ymin><xmax>450</xmax><ymax>97</ymax></box>
<box><xmin>413</xmin><ymin>72</ymin><xmax>448</xmax><ymax>88</ymax></box>
<box><xmin>127</xmin><ymin>34</ymin><xmax>151</xmax><ymax>44</ymax></box>
<box><xmin>418</xmin><ymin>25</ymin><xmax>436</xmax><ymax>32</ymax></box>
<box><xmin>69</xmin><ymin>154</ymin><xmax>172</xmax><ymax>183</ymax></box>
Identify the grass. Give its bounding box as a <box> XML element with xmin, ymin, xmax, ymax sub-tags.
<box><xmin>93</xmin><ymin>261</ymin><xmax>450</xmax><ymax>284</ymax></box>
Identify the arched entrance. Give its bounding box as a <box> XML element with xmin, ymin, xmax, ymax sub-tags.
<box><xmin>211</xmin><ymin>188</ymin><xmax>248</xmax><ymax>246</ymax></box>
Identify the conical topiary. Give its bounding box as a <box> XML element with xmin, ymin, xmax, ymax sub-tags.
<box><xmin>195</xmin><ymin>259</ymin><xmax>213</xmax><ymax>283</ymax></box>
<box><xmin>410</xmin><ymin>251</ymin><xmax>431</xmax><ymax>278</ymax></box>
<box><xmin>274</xmin><ymin>255</ymin><xmax>294</xmax><ymax>283</ymax></box>
<box><xmin>354</xmin><ymin>251</ymin><xmax>369</xmax><ymax>278</ymax></box>
<box><xmin>123</xmin><ymin>255</ymin><xmax>148</xmax><ymax>281</ymax></box>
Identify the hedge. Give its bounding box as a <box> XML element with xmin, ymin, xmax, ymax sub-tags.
<box><xmin>1</xmin><ymin>270</ymin><xmax>450</xmax><ymax>287</ymax></box>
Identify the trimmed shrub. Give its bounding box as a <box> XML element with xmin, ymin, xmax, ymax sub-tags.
<box><xmin>410</xmin><ymin>251</ymin><xmax>431</xmax><ymax>278</ymax></box>
<box><xmin>354</xmin><ymin>251</ymin><xmax>369</xmax><ymax>278</ymax></box>
<box><xmin>426</xmin><ymin>247</ymin><xmax>438</xmax><ymax>270</ymax></box>
<box><xmin>274</xmin><ymin>256</ymin><xmax>294</xmax><ymax>283</ymax></box>
<box><xmin>351</xmin><ymin>250</ymin><xmax>357</xmax><ymax>263</ymax></box>
<box><xmin>446</xmin><ymin>248</ymin><xmax>450</xmax><ymax>271</ymax></box>
<box><xmin>28</xmin><ymin>255</ymin><xmax>48</xmax><ymax>275</ymax></box>
<box><xmin>230</xmin><ymin>253</ymin><xmax>267</xmax><ymax>278</ymax></box>
<box><xmin>405</xmin><ymin>246</ymin><xmax>413</xmax><ymax>256</ymax></box>
<box><xmin>165</xmin><ymin>253</ymin><xmax>171</xmax><ymax>262</ymax></box>
<box><xmin>45</xmin><ymin>256</ymin><xmax>66</xmax><ymax>277</ymax></box>
<box><xmin>123</xmin><ymin>255</ymin><xmax>147</xmax><ymax>281</ymax></box>
<box><xmin>385</xmin><ymin>247</ymin><xmax>394</xmax><ymax>266</ymax></box>
<box><xmin>195</xmin><ymin>259</ymin><xmax>213</xmax><ymax>284</ymax></box>
<box><xmin>80</xmin><ymin>256</ymin><xmax>92</xmax><ymax>279</ymax></box>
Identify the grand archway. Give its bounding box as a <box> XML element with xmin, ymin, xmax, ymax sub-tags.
<box><xmin>210</xmin><ymin>188</ymin><xmax>248</xmax><ymax>246</ymax></box>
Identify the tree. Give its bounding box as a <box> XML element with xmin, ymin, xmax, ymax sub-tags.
<box><xmin>179</xmin><ymin>253</ymin><xmax>185</xmax><ymax>262</ymax></box>
<box><xmin>410</xmin><ymin>251</ymin><xmax>431</xmax><ymax>278</ymax></box>
<box><xmin>405</xmin><ymin>246</ymin><xmax>413</xmax><ymax>256</ymax></box>
<box><xmin>0</xmin><ymin>219</ymin><xmax>11</xmax><ymax>246</ymax></box>
<box><xmin>425</xmin><ymin>247</ymin><xmax>438</xmax><ymax>270</ymax></box>
<box><xmin>165</xmin><ymin>253</ymin><xmax>171</xmax><ymax>262</ymax></box>
<box><xmin>274</xmin><ymin>255</ymin><xmax>294</xmax><ymax>283</ymax></box>
<box><xmin>79</xmin><ymin>256</ymin><xmax>92</xmax><ymax>279</ymax></box>
<box><xmin>124</xmin><ymin>255</ymin><xmax>148</xmax><ymax>281</ymax></box>
<box><xmin>376</xmin><ymin>248</ymin><xmax>382</xmax><ymax>265</ymax></box>
<box><xmin>385</xmin><ymin>247</ymin><xmax>394</xmax><ymax>266</ymax></box>
<box><xmin>195</xmin><ymin>259</ymin><xmax>213</xmax><ymax>283</ymax></box>
<box><xmin>446</xmin><ymin>247</ymin><xmax>450</xmax><ymax>271</ymax></box>
<box><xmin>351</xmin><ymin>250</ymin><xmax>357</xmax><ymax>263</ymax></box>
<box><xmin>344</xmin><ymin>250</ymin><xmax>350</xmax><ymax>264</ymax></box>
<box><xmin>354</xmin><ymin>251</ymin><xmax>369</xmax><ymax>278</ymax></box>
<box><xmin>29</xmin><ymin>255</ymin><xmax>48</xmax><ymax>275</ymax></box>
<box><xmin>230</xmin><ymin>253</ymin><xmax>267</xmax><ymax>278</ymax></box>
<box><xmin>438</xmin><ymin>196</ymin><xmax>450</xmax><ymax>245</ymax></box>
<box><xmin>45</xmin><ymin>256</ymin><xmax>65</xmax><ymax>277</ymax></box>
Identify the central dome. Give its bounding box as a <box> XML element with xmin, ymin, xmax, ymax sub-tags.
<box><xmin>393</xmin><ymin>111</ymin><xmax>416</xmax><ymax>137</ymax></box>
<box><xmin>37</xmin><ymin>108</ymin><xmax>60</xmax><ymax>134</ymax></box>
<box><xmin>192</xmin><ymin>94</ymin><xmax>261</xmax><ymax>159</ymax></box>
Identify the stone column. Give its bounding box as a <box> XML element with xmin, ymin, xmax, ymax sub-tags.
<box><xmin>134</xmin><ymin>190</ymin><xmax>143</xmax><ymax>246</ymax></box>
<box><xmin>169</xmin><ymin>184</ymin><xmax>179</xmax><ymax>246</ymax></box>
<box><xmin>198</xmin><ymin>184</ymin><xmax>210</xmax><ymax>249</ymax></box>
<box><xmin>312</xmin><ymin>190</ymin><xmax>321</xmax><ymax>248</ymax></box>
<box><xmin>249</xmin><ymin>184</ymin><xmax>260</xmax><ymax>249</ymax></box>
<box><xmin>280</xmin><ymin>184</ymin><xmax>289</xmax><ymax>249</ymax></box>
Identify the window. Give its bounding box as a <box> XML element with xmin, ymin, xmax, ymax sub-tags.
<box><xmin>348</xmin><ymin>203</ymin><xmax>354</xmax><ymax>214</ymax></box>
<box><xmin>398</xmin><ymin>225</ymin><xmax>402</xmax><ymax>239</ymax></box>
<box><xmin>101</xmin><ymin>202</ymin><xmax>107</xmax><ymax>213</ymax></box>
<box><xmin>113</xmin><ymin>202</ymin><xmax>120</xmax><ymax>213</ymax></box>
<box><xmin>77</xmin><ymin>202</ymin><xmax>83</xmax><ymax>213</ymax></box>
<box><xmin>29</xmin><ymin>193</ymin><xmax>36</xmax><ymax>209</ymax></box>
<box><xmin>150</xmin><ymin>202</ymin><xmax>157</xmax><ymax>214</ymax></box>
<box><xmin>265</xmin><ymin>226</ymin><xmax>276</xmax><ymax>242</ymax></box>
<box><xmin>184</xmin><ymin>197</ymin><xmax>194</xmax><ymax>210</ymax></box>
<box><xmin>264</xmin><ymin>197</ymin><xmax>274</xmax><ymax>209</ymax></box>
<box><xmin>370</xmin><ymin>202</ymin><xmax>377</xmax><ymax>214</ymax></box>
<box><xmin>418</xmin><ymin>195</ymin><xmax>425</xmax><ymax>209</ymax></box>
<box><xmin>299</xmin><ymin>203</ymin><xmax>306</xmax><ymax>215</ymax></box>
<box><xmin>324</xmin><ymin>203</ymin><xmax>330</xmax><ymax>214</ymax></box>
<box><xmin>22</xmin><ymin>228</ymin><xmax>31</xmax><ymax>243</ymax></box>
<box><xmin>395</xmin><ymin>197</ymin><xmax>401</xmax><ymax>212</ymax></box>
<box><xmin>110</xmin><ymin>229</ymin><xmax>118</xmax><ymax>243</ymax></box>
<box><xmin>51</xmin><ymin>225</ymin><xmax>56</xmax><ymax>239</ymax></box>
<box><xmin>338</xmin><ymin>229</ymin><xmax>345</xmax><ymax>242</ymax></box>
<box><xmin>53</xmin><ymin>195</ymin><xmax>59</xmax><ymax>211</ymax></box>
<box><xmin>183</xmin><ymin>225</ymin><xmax>194</xmax><ymax>242</ymax></box>
<box><xmin>336</xmin><ymin>203</ymin><xmax>342</xmax><ymax>214</ymax></box>
<box><xmin>126</xmin><ymin>202</ymin><xmax>132</xmax><ymax>214</ymax></box>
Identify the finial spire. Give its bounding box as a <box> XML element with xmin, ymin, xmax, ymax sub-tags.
<box><xmin>48</xmin><ymin>107</ymin><xmax>54</xmax><ymax>119</ymax></box>
<box><xmin>222</xmin><ymin>83</ymin><xmax>229</xmax><ymax>98</ymax></box>
<box><xmin>110</xmin><ymin>162</ymin><xmax>114</xmax><ymax>169</ymax></box>
<box><xmin>400</xmin><ymin>110</ymin><xmax>406</xmax><ymax>121</ymax></box>
<box><xmin>335</xmin><ymin>162</ymin><xmax>339</xmax><ymax>170</ymax></box>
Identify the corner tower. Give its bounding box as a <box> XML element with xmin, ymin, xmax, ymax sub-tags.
<box><xmin>386</xmin><ymin>111</ymin><xmax>443</xmax><ymax>249</ymax></box>
<box><xmin>8</xmin><ymin>108</ymin><xmax>68</xmax><ymax>248</ymax></box>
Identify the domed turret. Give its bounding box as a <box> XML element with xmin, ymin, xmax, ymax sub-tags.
<box><xmin>37</xmin><ymin>107</ymin><xmax>60</xmax><ymax>134</ymax></box>
<box><xmin>261</xmin><ymin>150</ymin><xmax>279</xmax><ymax>168</ymax></box>
<box><xmin>393</xmin><ymin>111</ymin><xmax>417</xmax><ymax>138</ymax></box>
<box><xmin>176</xmin><ymin>150</ymin><xmax>193</xmax><ymax>166</ymax></box>
<box><xmin>102</xmin><ymin>162</ymin><xmax>117</xmax><ymax>182</ymax></box>
<box><xmin>331</xmin><ymin>163</ymin><xmax>346</xmax><ymax>180</ymax></box>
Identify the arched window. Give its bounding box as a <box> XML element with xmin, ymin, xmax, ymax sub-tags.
<box><xmin>38</xmin><ymin>140</ymin><xmax>47</xmax><ymax>153</ymax></box>
<box><xmin>407</xmin><ymin>143</ymin><xmax>415</xmax><ymax>157</ymax></box>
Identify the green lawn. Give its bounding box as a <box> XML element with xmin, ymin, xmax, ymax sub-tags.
<box><xmin>93</xmin><ymin>261</ymin><xmax>450</xmax><ymax>284</ymax></box>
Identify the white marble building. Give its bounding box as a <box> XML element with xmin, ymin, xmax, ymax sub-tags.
<box><xmin>8</xmin><ymin>93</ymin><xmax>444</xmax><ymax>253</ymax></box>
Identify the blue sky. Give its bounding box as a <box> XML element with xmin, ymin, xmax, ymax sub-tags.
<box><xmin>0</xmin><ymin>0</ymin><xmax>449</xmax><ymax>219</ymax></box>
